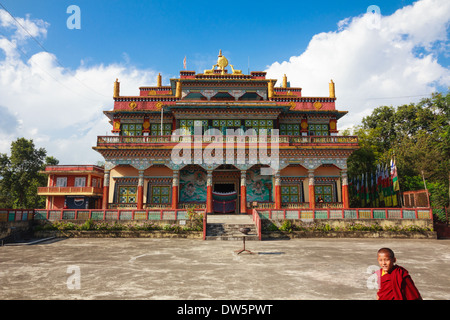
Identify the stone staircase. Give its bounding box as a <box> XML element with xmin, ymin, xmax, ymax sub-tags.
<box><xmin>205</xmin><ymin>214</ymin><xmax>259</xmax><ymax>240</ymax></box>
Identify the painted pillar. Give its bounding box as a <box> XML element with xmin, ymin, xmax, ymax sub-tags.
<box><xmin>206</xmin><ymin>170</ymin><xmax>213</xmax><ymax>214</ymax></box>
<box><xmin>102</xmin><ymin>170</ymin><xmax>110</xmax><ymax>209</ymax></box>
<box><xmin>308</xmin><ymin>169</ymin><xmax>315</xmax><ymax>209</ymax></box>
<box><xmin>172</xmin><ymin>170</ymin><xmax>179</xmax><ymax>210</ymax></box>
<box><xmin>274</xmin><ymin>171</ymin><xmax>281</xmax><ymax>209</ymax></box>
<box><xmin>341</xmin><ymin>169</ymin><xmax>349</xmax><ymax>209</ymax></box>
<box><xmin>137</xmin><ymin>170</ymin><xmax>144</xmax><ymax>210</ymax></box>
<box><xmin>240</xmin><ymin>170</ymin><xmax>247</xmax><ymax>214</ymax></box>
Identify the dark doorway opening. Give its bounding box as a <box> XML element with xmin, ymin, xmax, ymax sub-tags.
<box><xmin>214</xmin><ymin>183</ymin><xmax>235</xmax><ymax>193</ymax></box>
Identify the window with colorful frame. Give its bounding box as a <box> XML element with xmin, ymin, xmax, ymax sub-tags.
<box><xmin>281</xmin><ymin>185</ymin><xmax>300</xmax><ymax>203</ymax></box>
<box><xmin>244</xmin><ymin>119</ymin><xmax>273</xmax><ymax>134</ymax></box>
<box><xmin>279</xmin><ymin>124</ymin><xmax>300</xmax><ymax>136</ymax></box>
<box><xmin>315</xmin><ymin>185</ymin><xmax>333</xmax><ymax>202</ymax></box>
<box><xmin>212</xmin><ymin>119</ymin><xmax>242</xmax><ymax>134</ymax></box>
<box><xmin>179</xmin><ymin>119</ymin><xmax>208</xmax><ymax>135</ymax></box>
<box><xmin>121</xmin><ymin>123</ymin><xmax>143</xmax><ymax>136</ymax></box>
<box><xmin>150</xmin><ymin>186</ymin><xmax>171</xmax><ymax>204</ymax></box>
<box><xmin>308</xmin><ymin>123</ymin><xmax>329</xmax><ymax>136</ymax></box>
<box><xmin>150</xmin><ymin>123</ymin><xmax>172</xmax><ymax>136</ymax></box>
<box><xmin>119</xmin><ymin>186</ymin><xmax>137</xmax><ymax>203</ymax></box>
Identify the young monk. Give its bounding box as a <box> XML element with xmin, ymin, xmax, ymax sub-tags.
<box><xmin>376</xmin><ymin>247</ymin><xmax>422</xmax><ymax>300</ymax></box>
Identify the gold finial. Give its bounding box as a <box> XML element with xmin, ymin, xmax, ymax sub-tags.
<box><xmin>329</xmin><ymin>79</ymin><xmax>335</xmax><ymax>98</ymax></box>
<box><xmin>157</xmin><ymin>73</ymin><xmax>162</xmax><ymax>87</ymax></box>
<box><xmin>268</xmin><ymin>80</ymin><xmax>274</xmax><ymax>100</ymax></box>
<box><xmin>282</xmin><ymin>74</ymin><xmax>288</xmax><ymax>88</ymax></box>
<box><xmin>217</xmin><ymin>49</ymin><xmax>228</xmax><ymax>75</ymax></box>
<box><xmin>175</xmin><ymin>81</ymin><xmax>182</xmax><ymax>98</ymax></box>
<box><xmin>113</xmin><ymin>78</ymin><xmax>120</xmax><ymax>98</ymax></box>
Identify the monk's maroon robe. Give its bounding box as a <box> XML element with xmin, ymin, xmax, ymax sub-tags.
<box><xmin>376</xmin><ymin>265</ymin><xmax>422</xmax><ymax>300</ymax></box>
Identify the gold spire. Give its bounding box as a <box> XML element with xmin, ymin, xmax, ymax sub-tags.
<box><xmin>282</xmin><ymin>74</ymin><xmax>288</xmax><ymax>88</ymax></box>
<box><xmin>268</xmin><ymin>80</ymin><xmax>274</xmax><ymax>100</ymax></box>
<box><xmin>329</xmin><ymin>79</ymin><xmax>335</xmax><ymax>98</ymax></box>
<box><xmin>175</xmin><ymin>81</ymin><xmax>182</xmax><ymax>98</ymax></box>
<box><xmin>157</xmin><ymin>73</ymin><xmax>162</xmax><ymax>87</ymax></box>
<box><xmin>113</xmin><ymin>78</ymin><xmax>120</xmax><ymax>98</ymax></box>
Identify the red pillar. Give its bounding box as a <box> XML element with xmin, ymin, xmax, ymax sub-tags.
<box><xmin>137</xmin><ymin>170</ymin><xmax>144</xmax><ymax>210</ymax></box>
<box><xmin>206</xmin><ymin>171</ymin><xmax>213</xmax><ymax>214</ymax></box>
<box><xmin>240</xmin><ymin>170</ymin><xmax>247</xmax><ymax>214</ymax></box>
<box><xmin>274</xmin><ymin>172</ymin><xmax>281</xmax><ymax>209</ymax></box>
<box><xmin>102</xmin><ymin>170</ymin><xmax>110</xmax><ymax>209</ymax></box>
<box><xmin>342</xmin><ymin>170</ymin><xmax>349</xmax><ymax>208</ymax></box>
<box><xmin>172</xmin><ymin>170</ymin><xmax>179</xmax><ymax>209</ymax></box>
<box><xmin>137</xmin><ymin>186</ymin><xmax>144</xmax><ymax>209</ymax></box>
<box><xmin>308</xmin><ymin>170</ymin><xmax>315</xmax><ymax>209</ymax></box>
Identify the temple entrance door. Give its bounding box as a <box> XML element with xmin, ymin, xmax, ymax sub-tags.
<box><xmin>214</xmin><ymin>183</ymin><xmax>235</xmax><ymax>193</ymax></box>
<box><xmin>213</xmin><ymin>182</ymin><xmax>238</xmax><ymax>214</ymax></box>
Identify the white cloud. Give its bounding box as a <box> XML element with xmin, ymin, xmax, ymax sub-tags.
<box><xmin>0</xmin><ymin>10</ymin><xmax>158</xmax><ymax>164</ymax></box>
<box><xmin>265</xmin><ymin>0</ymin><xmax>450</xmax><ymax>131</ymax></box>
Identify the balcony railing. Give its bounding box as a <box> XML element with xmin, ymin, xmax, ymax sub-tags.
<box><xmin>96</xmin><ymin>135</ymin><xmax>358</xmax><ymax>147</ymax></box>
<box><xmin>37</xmin><ymin>186</ymin><xmax>103</xmax><ymax>195</ymax></box>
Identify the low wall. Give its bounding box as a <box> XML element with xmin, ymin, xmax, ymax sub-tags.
<box><xmin>33</xmin><ymin>230</ymin><xmax>203</xmax><ymax>239</ymax></box>
<box><xmin>262</xmin><ymin>219</ymin><xmax>436</xmax><ymax>239</ymax></box>
<box><xmin>0</xmin><ymin>221</ymin><xmax>33</xmax><ymax>240</ymax></box>
<box><xmin>32</xmin><ymin>219</ymin><xmax>203</xmax><ymax>239</ymax></box>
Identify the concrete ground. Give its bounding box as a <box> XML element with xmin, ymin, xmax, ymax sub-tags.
<box><xmin>1</xmin><ymin>237</ymin><xmax>449</xmax><ymax>300</ymax></box>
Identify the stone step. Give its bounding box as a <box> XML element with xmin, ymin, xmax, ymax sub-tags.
<box><xmin>205</xmin><ymin>235</ymin><xmax>259</xmax><ymax>241</ymax></box>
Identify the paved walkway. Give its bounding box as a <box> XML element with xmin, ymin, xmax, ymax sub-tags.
<box><xmin>1</xmin><ymin>238</ymin><xmax>449</xmax><ymax>300</ymax></box>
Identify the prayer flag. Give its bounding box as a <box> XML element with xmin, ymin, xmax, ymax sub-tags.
<box><xmin>183</xmin><ymin>56</ymin><xmax>187</xmax><ymax>70</ymax></box>
<box><xmin>391</xmin><ymin>159</ymin><xmax>399</xmax><ymax>192</ymax></box>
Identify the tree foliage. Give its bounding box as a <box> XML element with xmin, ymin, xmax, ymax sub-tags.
<box><xmin>346</xmin><ymin>91</ymin><xmax>450</xmax><ymax>208</ymax></box>
<box><xmin>0</xmin><ymin>138</ymin><xmax>58</xmax><ymax>209</ymax></box>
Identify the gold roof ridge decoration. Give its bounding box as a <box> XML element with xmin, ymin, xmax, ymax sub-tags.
<box><xmin>203</xmin><ymin>50</ymin><xmax>242</xmax><ymax>75</ymax></box>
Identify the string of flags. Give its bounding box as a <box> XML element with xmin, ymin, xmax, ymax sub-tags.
<box><xmin>349</xmin><ymin>159</ymin><xmax>400</xmax><ymax>207</ymax></box>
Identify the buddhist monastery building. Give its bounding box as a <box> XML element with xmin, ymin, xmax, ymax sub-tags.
<box><xmin>39</xmin><ymin>51</ymin><xmax>359</xmax><ymax>213</ymax></box>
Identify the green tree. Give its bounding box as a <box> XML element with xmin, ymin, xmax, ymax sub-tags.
<box><xmin>0</xmin><ymin>138</ymin><xmax>58</xmax><ymax>209</ymax></box>
<box><xmin>346</xmin><ymin>91</ymin><xmax>449</xmax><ymax>208</ymax></box>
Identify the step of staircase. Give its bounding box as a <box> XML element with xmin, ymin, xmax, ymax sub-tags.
<box><xmin>205</xmin><ymin>214</ymin><xmax>259</xmax><ymax>240</ymax></box>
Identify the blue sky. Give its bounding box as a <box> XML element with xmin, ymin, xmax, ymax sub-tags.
<box><xmin>2</xmin><ymin>0</ymin><xmax>433</xmax><ymax>75</ymax></box>
<box><xmin>0</xmin><ymin>0</ymin><xmax>448</xmax><ymax>164</ymax></box>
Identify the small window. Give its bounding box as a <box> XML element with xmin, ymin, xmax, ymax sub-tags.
<box><xmin>281</xmin><ymin>185</ymin><xmax>300</xmax><ymax>203</ymax></box>
<box><xmin>74</xmin><ymin>177</ymin><xmax>86</xmax><ymax>187</ymax></box>
<box><xmin>151</xmin><ymin>186</ymin><xmax>171</xmax><ymax>204</ymax></box>
<box><xmin>56</xmin><ymin>177</ymin><xmax>67</xmax><ymax>187</ymax></box>
<box><xmin>315</xmin><ymin>185</ymin><xmax>333</xmax><ymax>202</ymax></box>
<box><xmin>308</xmin><ymin>124</ymin><xmax>329</xmax><ymax>136</ymax></box>
<box><xmin>280</xmin><ymin>124</ymin><xmax>300</xmax><ymax>136</ymax></box>
<box><xmin>151</xmin><ymin>123</ymin><xmax>172</xmax><ymax>136</ymax></box>
<box><xmin>121</xmin><ymin>123</ymin><xmax>143</xmax><ymax>136</ymax></box>
<box><xmin>119</xmin><ymin>186</ymin><xmax>137</xmax><ymax>203</ymax></box>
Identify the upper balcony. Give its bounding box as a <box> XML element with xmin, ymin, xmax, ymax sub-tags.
<box><xmin>37</xmin><ymin>186</ymin><xmax>103</xmax><ymax>196</ymax></box>
<box><xmin>95</xmin><ymin>135</ymin><xmax>359</xmax><ymax>149</ymax></box>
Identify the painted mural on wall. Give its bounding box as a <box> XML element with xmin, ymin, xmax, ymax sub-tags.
<box><xmin>179</xmin><ymin>168</ymin><xmax>207</xmax><ymax>202</ymax></box>
<box><xmin>246</xmin><ymin>167</ymin><xmax>272</xmax><ymax>202</ymax></box>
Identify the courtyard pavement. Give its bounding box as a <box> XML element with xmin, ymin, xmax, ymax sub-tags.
<box><xmin>1</xmin><ymin>237</ymin><xmax>449</xmax><ymax>301</ymax></box>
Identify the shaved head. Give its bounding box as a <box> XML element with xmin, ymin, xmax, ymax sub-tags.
<box><xmin>378</xmin><ymin>248</ymin><xmax>395</xmax><ymax>259</ymax></box>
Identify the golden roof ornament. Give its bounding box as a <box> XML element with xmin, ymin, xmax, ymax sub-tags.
<box><xmin>157</xmin><ymin>73</ymin><xmax>162</xmax><ymax>87</ymax></box>
<box><xmin>329</xmin><ymin>79</ymin><xmax>335</xmax><ymax>98</ymax></box>
<box><xmin>217</xmin><ymin>49</ymin><xmax>228</xmax><ymax>75</ymax></box>
<box><xmin>113</xmin><ymin>78</ymin><xmax>120</xmax><ymax>98</ymax></box>
<box><xmin>204</xmin><ymin>50</ymin><xmax>243</xmax><ymax>75</ymax></box>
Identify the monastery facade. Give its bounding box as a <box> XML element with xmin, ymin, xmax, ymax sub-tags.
<box><xmin>39</xmin><ymin>51</ymin><xmax>359</xmax><ymax>213</ymax></box>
